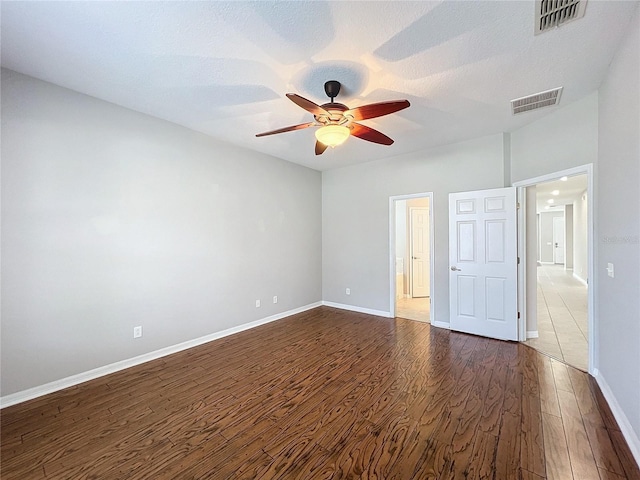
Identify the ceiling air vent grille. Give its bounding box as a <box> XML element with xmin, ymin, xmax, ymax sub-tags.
<box><xmin>535</xmin><ymin>0</ymin><xmax>587</xmax><ymax>34</ymax></box>
<box><xmin>511</xmin><ymin>87</ymin><xmax>563</xmax><ymax>115</ymax></box>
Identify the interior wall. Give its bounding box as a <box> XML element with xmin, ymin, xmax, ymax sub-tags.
<box><xmin>596</xmin><ymin>4</ymin><xmax>640</xmax><ymax>450</ymax></box>
<box><xmin>0</xmin><ymin>70</ymin><xmax>322</xmax><ymax>397</ymax></box>
<box><xmin>573</xmin><ymin>190</ymin><xmax>589</xmax><ymax>283</ymax></box>
<box><xmin>510</xmin><ymin>92</ymin><xmax>598</xmax><ymax>183</ymax></box>
<box><xmin>565</xmin><ymin>205</ymin><xmax>574</xmax><ymax>269</ymax></box>
<box><xmin>322</xmin><ymin>134</ymin><xmax>505</xmax><ymax>322</ymax></box>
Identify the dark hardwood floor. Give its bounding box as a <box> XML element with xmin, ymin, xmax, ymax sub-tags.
<box><xmin>2</xmin><ymin>306</ymin><xmax>638</xmax><ymax>479</ymax></box>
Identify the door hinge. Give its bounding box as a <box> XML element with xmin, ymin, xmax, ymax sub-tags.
<box><xmin>517</xmin><ymin>257</ymin><xmax>520</xmax><ymax>264</ymax></box>
<box><xmin>517</xmin><ymin>312</ymin><xmax>521</xmax><ymax>319</ymax></box>
<box><xmin>517</xmin><ymin>202</ymin><xmax>521</xmax><ymax>209</ymax></box>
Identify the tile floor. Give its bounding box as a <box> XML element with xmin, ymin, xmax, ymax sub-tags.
<box><xmin>525</xmin><ymin>264</ymin><xmax>589</xmax><ymax>371</ymax></box>
<box><xmin>395</xmin><ymin>296</ymin><xmax>430</xmax><ymax>323</ymax></box>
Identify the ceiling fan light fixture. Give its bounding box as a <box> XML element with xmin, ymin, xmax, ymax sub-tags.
<box><xmin>315</xmin><ymin>125</ymin><xmax>350</xmax><ymax>148</ymax></box>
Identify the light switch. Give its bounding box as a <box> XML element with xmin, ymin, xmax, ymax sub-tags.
<box><xmin>607</xmin><ymin>263</ymin><xmax>614</xmax><ymax>278</ymax></box>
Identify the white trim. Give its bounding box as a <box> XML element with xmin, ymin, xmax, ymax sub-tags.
<box><xmin>539</xmin><ymin>261</ymin><xmax>555</xmax><ymax>265</ymax></box>
<box><xmin>517</xmin><ymin>187</ymin><xmax>527</xmax><ymax>341</ymax></box>
<box><xmin>0</xmin><ymin>302</ymin><xmax>322</xmax><ymax>409</ymax></box>
<box><xmin>594</xmin><ymin>369</ymin><xmax>640</xmax><ymax>468</ymax></box>
<box><xmin>527</xmin><ymin>330</ymin><xmax>539</xmax><ymax>339</ymax></box>
<box><xmin>388</xmin><ymin>192</ymin><xmax>435</xmax><ymax>326</ymax></box>
<box><xmin>511</xmin><ymin>165</ymin><xmax>593</xmax><ymax>188</ymax></box>
<box><xmin>513</xmin><ymin>164</ymin><xmax>595</xmax><ymax>375</ymax></box>
<box><xmin>322</xmin><ymin>301</ymin><xmax>392</xmax><ymax>318</ymax></box>
<box><xmin>431</xmin><ymin>320</ymin><xmax>450</xmax><ymax>330</ymax></box>
<box><xmin>573</xmin><ymin>272</ymin><xmax>588</xmax><ymax>287</ymax></box>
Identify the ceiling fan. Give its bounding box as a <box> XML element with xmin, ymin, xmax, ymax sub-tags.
<box><xmin>256</xmin><ymin>81</ymin><xmax>410</xmax><ymax>155</ymax></box>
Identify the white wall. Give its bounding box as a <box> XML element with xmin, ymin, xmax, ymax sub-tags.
<box><xmin>564</xmin><ymin>205</ymin><xmax>574</xmax><ymax>270</ymax></box>
<box><xmin>0</xmin><ymin>70</ymin><xmax>322</xmax><ymax>397</ymax></box>
<box><xmin>596</xmin><ymin>4</ymin><xmax>640</xmax><ymax>453</ymax></box>
<box><xmin>573</xmin><ymin>191</ymin><xmax>589</xmax><ymax>283</ymax></box>
<box><xmin>510</xmin><ymin>92</ymin><xmax>598</xmax><ymax>183</ymax></box>
<box><xmin>322</xmin><ymin>134</ymin><xmax>505</xmax><ymax>323</ymax></box>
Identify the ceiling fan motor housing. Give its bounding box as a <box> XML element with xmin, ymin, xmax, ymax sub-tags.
<box><xmin>324</xmin><ymin>80</ymin><xmax>341</xmax><ymax>101</ymax></box>
<box><xmin>315</xmin><ymin>103</ymin><xmax>350</xmax><ymax>126</ymax></box>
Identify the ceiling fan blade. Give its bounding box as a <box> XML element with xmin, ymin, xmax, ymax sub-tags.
<box><xmin>286</xmin><ymin>93</ymin><xmax>330</xmax><ymax>115</ymax></box>
<box><xmin>350</xmin><ymin>123</ymin><xmax>394</xmax><ymax>145</ymax></box>
<box><xmin>315</xmin><ymin>141</ymin><xmax>328</xmax><ymax>156</ymax></box>
<box><xmin>256</xmin><ymin>122</ymin><xmax>315</xmax><ymax>137</ymax></box>
<box><xmin>346</xmin><ymin>100</ymin><xmax>410</xmax><ymax>121</ymax></box>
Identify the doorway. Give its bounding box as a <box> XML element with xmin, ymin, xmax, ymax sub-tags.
<box><xmin>515</xmin><ymin>167</ymin><xmax>592</xmax><ymax>372</ymax></box>
<box><xmin>389</xmin><ymin>193</ymin><xmax>434</xmax><ymax>323</ymax></box>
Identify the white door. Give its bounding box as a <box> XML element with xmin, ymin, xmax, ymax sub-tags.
<box><xmin>410</xmin><ymin>207</ymin><xmax>430</xmax><ymax>298</ymax></box>
<box><xmin>449</xmin><ymin>187</ymin><xmax>518</xmax><ymax>341</ymax></box>
<box><xmin>553</xmin><ymin>215</ymin><xmax>565</xmax><ymax>264</ymax></box>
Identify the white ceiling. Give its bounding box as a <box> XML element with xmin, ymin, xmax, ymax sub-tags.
<box><xmin>536</xmin><ymin>174</ymin><xmax>588</xmax><ymax>213</ymax></box>
<box><xmin>1</xmin><ymin>1</ymin><xmax>637</xmax><ymax>171</ymax></box>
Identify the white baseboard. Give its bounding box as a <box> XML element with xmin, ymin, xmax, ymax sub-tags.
<box><xmin>431</xmin><ymin>320</ymin><xmax>450</xmax><ymax>330</ymax></box>
<box><xmin>321</xmin><ymin>301</ymin><xmax>392</xmax><ymax>318</ymax></box>
<box><xmin>593</xmin><ymin>369</ymin><xmax>640</xmax><ymax>468</ymax></box>
<box><xmin>0</xmin><ymin>301</ymin><xmax>322</xmax><ymax>409</ymax></box>
<box><xmin>527</xmin><ymin>330</ymin><xmax>539</xmax><ymax>339</ymax></box>
<box><xmin>573</xmin><ymin>272</ymin><xmax>588</xmax><ymax>286</ymax></box>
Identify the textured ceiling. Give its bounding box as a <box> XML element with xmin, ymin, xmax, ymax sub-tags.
<box><xmin>1</xmin><ymin>1</ymin><xmax>637</xmax><ymax>171</ymax></box>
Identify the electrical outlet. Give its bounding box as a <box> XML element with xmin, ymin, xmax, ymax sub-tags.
<box><xmin>256</xmin><ymin>299</ymin><xmax>261</xmax><ymax>308</ymax></box>
<box><xmin>133</xmin><ymin>326</ymin><xmax>142</xmax><ymax>338</ymax></box>
<box><xmin>273</xmin><ymin>296</ymin><xmax>278</xmax><ymax>304</ymax></box>
<box><xmin>346</xmin><ymin>288</ymin><xmax>351</xmax><ymax>295</ymax></box>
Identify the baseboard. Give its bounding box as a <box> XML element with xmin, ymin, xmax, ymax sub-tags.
<box><xmin>593</xmin><ymin>369</ymin><xmax>640</xmax><ymax>468</ymax></box>
<box><xmin>321</xmin><ymin>301</ymin><xmax>392</xmax><ymax>318</ymax></box>
<box><xmin>0</xmin><ymin>301</ymin><xmax>322</xmax><ymax>409</ymax></box>
<box><xmin>573</xmin><ymin>272</ymin><xmax>588</xmax><ymax>286</ymax></box>
<box><xmin>527</xmin><ymin>330</ymin><xmax>539</xmax><ymax>339</ymax></box>
<box><xmin>431</xmin><ymin>320</ymin><xmax>451</xmax><ymax>330</ymax></box>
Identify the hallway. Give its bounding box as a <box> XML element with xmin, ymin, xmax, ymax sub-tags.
<box><xmin>525</xmin><ymin>264</ymin><xmax>588</xmax><ymax>371</ymax></box>
<box><xmin>395</xmin><ymin>296</ymin><xmax>430</xmax><ymax>323</ymax></box>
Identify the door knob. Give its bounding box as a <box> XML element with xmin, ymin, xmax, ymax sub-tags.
<box><xmin>450</xmin><ymin>266</ymin><xmax>462</xmax><ymax>271</ymax></box>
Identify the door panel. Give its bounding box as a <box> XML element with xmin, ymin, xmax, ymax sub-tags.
<box><xmin>449</xmin><ymin>187</ymin><xmax>518</xmax><ymax>341</ymax></box>
<box><xmin>553</xmin><ymin>215</ymin><xmax>565</xmax><ymax>264</ymax></box>
<box><xmin>410</xmin><ymin>207</ymin><xmax>430</xmax><ymax>297</ymax></box>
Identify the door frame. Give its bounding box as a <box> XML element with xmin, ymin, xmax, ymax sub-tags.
<box><xmin>513</xmin><ymin>164</ymin><xmax>595</xmax><ymax>374</ymax></box>
<box><xmin>389</xmin><ymin>192</ymin><xmax>435</xmax><ymax>323</ymax></box>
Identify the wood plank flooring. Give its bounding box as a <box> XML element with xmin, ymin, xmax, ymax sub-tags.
<box><xmin>2</xmin><ymin>306</ymin><xmax>638</xmax><ymax>479</ymax></box>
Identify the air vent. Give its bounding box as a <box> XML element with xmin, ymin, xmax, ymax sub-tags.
<box><xmin>535</xmin><ymin>0</ymin><xmax>587</xmax><ymax>34</ymax></box>
<box><xmin>511</xmin><ymin>87</ymin><xmax>563</xmax><ymax>115</ymax></box>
